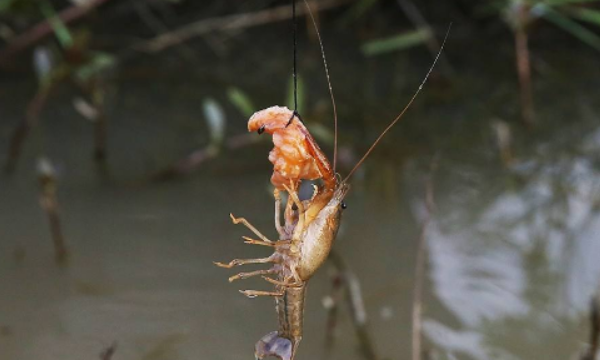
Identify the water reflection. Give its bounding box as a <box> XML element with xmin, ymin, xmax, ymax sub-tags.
<box><xmin>421</xmin><ymin>122</ymin><xmax>600</xmax><ymax>359</ymax></box>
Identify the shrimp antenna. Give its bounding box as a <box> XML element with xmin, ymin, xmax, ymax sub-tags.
<box><xmin>343</xmin><ymin>23</ymin><xmax>452</xmax><ymax>183</ymax></box>
<box><xmin>302</xmin><ymin>0</ymin><xmax>339</xmax><ymax>172</ymax></box>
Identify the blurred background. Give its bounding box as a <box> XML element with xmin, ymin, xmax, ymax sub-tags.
<box><xmin>1</xmin><ymin>1</ymin><xmax>600</xmax><ymax>360</ymax></box>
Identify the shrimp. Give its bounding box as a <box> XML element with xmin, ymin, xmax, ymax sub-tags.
<box><xmin>215</xmin><ymin>11</ymin><xmax>451</xmax><ymax>360</ymax></box>
<box><xmin>217</xmin><ymin>106</ymin><xmax>344</xmax><ymax>360</ymax></box>
<box><xmin>248</xmin><ymin>106</ymin><xmax>335</xmax><ymax>193</ymax></box>
<box><xmin>216</xmin><ymin>180</ymin><xmax>349</xmax><ymax>360</ymax></box>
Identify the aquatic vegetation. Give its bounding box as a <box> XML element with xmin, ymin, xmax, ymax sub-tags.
<box><xmin>37</xmin><ymin>157</ymin><xmax>68</xmax><ymax>265</ymax></box>
<box><xmin>361</xmin><ymin>28</ymin><xmax>432</xmax><ymax>56</ymax></box>
<box><xmin>497</xmin><ymin>0</ymin><xmax>600</xmax><ymax>125</ymax></box>
<box><xmin>4</xmin><ymin>1</ymin><xmax>115</xmax><ymax>173</ymax></box>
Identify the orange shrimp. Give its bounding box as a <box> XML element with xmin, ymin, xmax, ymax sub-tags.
<box><xmin>248</xmin><ymin>106</ymin><xmax>336</xmax><ymax>193</ymax></box>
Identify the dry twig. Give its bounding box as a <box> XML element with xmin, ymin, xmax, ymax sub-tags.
<box><xmin>395</xmin><ymin>0</ymin><xmax>453</xmax><ymax>74</ymax></box>
<box><xmin>37</xmin><ymin>158</ymin><xmax>68</xmax><ymax>266</ymax></box>
<box><xmin>151</xmin><ymin>133</ymin><xmax>260</xmax><ymax>181</ymax></box>
<box><xmin>412</xmin><ymin>155</ymin><xmax>438</xmax><ymax>360</ymax></box>
<box><xmin>581</xmin><ymin>292</ymin><xmax>600</xmax><ymax>360</ymax></box>
<box><xmin>5</xmin><ymin>88</ymin><xmax>51</xmax><ymax>173</ymax></box>
<box><xmin>132</xmin><ymin>0</ymin><xmax>198</xmax><ymax>60</ymax></box>
<box><xmin>99</xmin><ymin>342</ymin><xmax>117</xmax><ymax>360</ymax></box>
<box><xmin>513</xmin><ymin>4</ymin><xmax>535</xmax><ymax>127</ymax></box>
<box><xmin>326</xmin><ymin>251</ymin><xmax>379</xmax><ymax>360</ymax></box>
<box><xmin>137</xmin><ymin>0</ymin><xmax>351</xmax><ymax>53</ymax></box>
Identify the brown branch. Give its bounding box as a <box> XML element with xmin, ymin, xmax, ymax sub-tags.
<box><xmin>151</xmin><ymin>133</ymin><xmax>260</xmax><ymax>182</ymax></box>
<box><xmin>412</xmin><ymin>155</ymin><xmax>438</xmax><ymax>360</ymax></box>
<box><xmin>87</xmin><ymin>82</ymin><xmax>108</xmax><ymax>164</ymax></box>
<box><xmin>328</xmin><ymin>251</ymin><xmax>379</xmax><ymax>360</ymax></box>
<box><xmin>99</xmin><ymin>342</ymin><xmax>117</xmax><ymax>360</ymax></box>
<box><xmin>5</xmin><ymin>87</ymin><xmax>51</xmax><ymax>174</ymax></box>
<box><xmin>132</xmin><ymin>0</ymin><xmax>198</xmax><ymax>60</ymax></box>
<box><xmin>395</xmin><ymin>0</ymin><xmax>453</xmax><ymax>75</ymax></box>
<box><xmin>582</xmin><ymin>292</ymin><xmax>600</xmax><ymax>360</ymax></box>
<box><xmin>0</xmin><ymin>0</ymin><xmax>113</xmax><ymax>66</ymax></box>
<box><xmin>514</xmin><ymin>5</ymin><xmax>535</xmax><ymax>127</ymax></box>
<box><xmin>37</xmin><ymin>159</ymin><xmax>69</xmax><ymax>266</ymax></box>
<box><xmin>322</xmin><ymin>265</ymin><xmax>344</xmax><ymax>360</ymax></box>
<box><xmin>137</xmin><ymin>0</ymin><xmax>352</xmax><ymax>53</ymax></box>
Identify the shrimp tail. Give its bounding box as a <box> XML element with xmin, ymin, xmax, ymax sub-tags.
<box><xmin>255</xmin><ymin>331</ymin><xmax>296</xmax><ymax>360</ymax></box>
<box><xmin>255</xmin><ymin>283</ymin><xmax>305</xmax><ymax>360</ymax></box>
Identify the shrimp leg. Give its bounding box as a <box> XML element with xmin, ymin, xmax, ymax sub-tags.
<box><xmin>213</xmin><ymin>254</ymin><xmax>277</xmax><ymax>269</ymax></box>
<box><xmin>230</xmin><ymin>213</ymin><xmax>273</xmax><ymax>244</ymax></box>
<box><xmin>284</xmin><ymin>190</ymin><xmax>296</xmax><ymax>226</ymax></box>
<box><xmin>229</xmin><ymin>268</ymin><xmax>277</xmax><ymax>282</ymax></box>
<box><xmin>240</xmin><ymin>290</ymin><xmax>284</xmax><ymax>298</ymax></box>
<box><xmin>274</xmin><ymin>189</ymin><xmax>285</xmax><ymax>237</ymax></box>
<box><xmin>243</xmin><ymin>236</ymin><xmax>291</xmax><ymax>247</ymax></box>
<box><xmin>283</xmin><ymin>184</ymin><xmax>305</xmax><ymax>215</ymax></box>
<box><xmin>283</xmin><ymin>183</ymin><xmax>306</xmax><ymax>234</ymax></box>
<box><xmin>242</xmin><ymin>236</ymin><xmax>276</xmax><ymax>247</ymax></box>
<box><xmin>262</xmin><ymin>276</ymin><xmax>302</xmax><ymax>288</ymax></box>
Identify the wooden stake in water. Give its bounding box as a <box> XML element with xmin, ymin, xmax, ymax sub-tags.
<box><xmin>37</xmin><ymin>158</ymin><xmax>69</xmax><ymax>265</ymax></box>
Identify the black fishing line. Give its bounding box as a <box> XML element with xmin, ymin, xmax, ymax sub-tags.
<box><xmin>292</xmin><ymin>0</ymin><xmax>298</xmax><ymax>111</ymax></box>
<box><xmin>287</xmin><ymin>0</ymin><xmax>302</xmax><ymax>126</ymax></box>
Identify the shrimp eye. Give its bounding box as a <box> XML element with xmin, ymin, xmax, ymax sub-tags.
<box><xmin>341</xmin><ymin>201</ymin><xmax>347</xmax><ymax>210</ymax></box>
<box><xmin>258</xmin><ymin>125</ymin><xmax>266</xmax><ymax>135</ymax></box>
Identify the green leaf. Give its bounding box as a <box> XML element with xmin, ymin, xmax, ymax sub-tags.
<box><xmin>542</xmin><ymin>6</ymin><xmax>600</xmax><ymax>51</ymax></box>
<box><xmin>361</xmin><ymin>28</ymin><xmax>431</xmax><ymax>56</ymax></box>
<box><xmin>40</xmin><ymin>1</ymin><xmax>73</xmax><ymax>48</ymax></box>
<box><xmin>307</xmin><ymin>123</ymin><xmax>334</xmax><ymax>145</ymax></box>
<box><xmin>75</xmin><ymin>52</ymin><xmax>115</xmax><ymax>81</ymax></box>
<box><xmin>286</xmin><ymin>75</ymin><xmax>304</xmax><ymax>113</ymax></box>
<box><xmin>566</xmin><ymin>6</ymin><xmax>600</xmax><ymax>27</ymax></box>
<box><xmin>227</xmin><ymin>87</ymin><xmax>255</xmax><ymax>117</ymax></box>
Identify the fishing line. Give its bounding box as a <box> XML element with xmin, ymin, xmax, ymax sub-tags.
<box><xmin>302</xmin><ymin>0</ymin><xmax>339</xmax><ymax>172</ymax></box>
<box><xmin>287</xmin><ymin>0</ymin><xmax>302</xmax><ymax>126</ymax></box>
<box><xmin>292</xmin><ymin>0</ymin><xmax>298</xmax><ymax>112</ymax></box>
<box><xmin>343</xmin><ymin>23</ymin><xmax>453</xmax><ymax>183</ymax></box>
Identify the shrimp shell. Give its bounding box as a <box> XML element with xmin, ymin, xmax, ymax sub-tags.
<box><xmin>248</xmin><ymin>106</ymin><xmax>322</xmax><ymax>190</ymax></box>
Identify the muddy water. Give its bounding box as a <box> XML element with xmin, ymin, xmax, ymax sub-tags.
<box><xmin>1</xmin><ymin>24</ymin><xmax>600</xmax><ymax>360</ymax></box>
